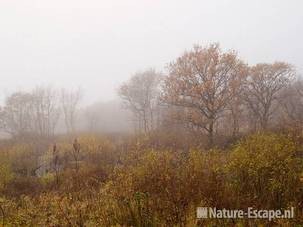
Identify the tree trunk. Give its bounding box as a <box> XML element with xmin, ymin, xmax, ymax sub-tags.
<box><xmin>208</xmin><ymin>119</ymin><xmax>214</xmax><ymax>148</ymax></box>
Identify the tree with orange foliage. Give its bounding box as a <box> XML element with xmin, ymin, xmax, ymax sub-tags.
<box><xmin>162</xmin><ymin>43</ymin><xmax>247</xmax><ymax>146</ymax></box>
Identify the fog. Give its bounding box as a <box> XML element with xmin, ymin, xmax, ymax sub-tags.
<box><xmin>2</xmin><ymin>1</ymin><xmax>303</xmax><ymax>222</ymax></box>
<box><xmin>0</xmin><ymin>0</ymin><xmax>303</xmax><ymax>134</ymax></box>
<box><xmin>0</xmin><ymin>0</ymin><xmax>303</xmax><ymax>222</ymax></box>
<box><xmin>1</xmin><ymin>0</ymin><xmax>302</xmax><ymax>104</ymax></box>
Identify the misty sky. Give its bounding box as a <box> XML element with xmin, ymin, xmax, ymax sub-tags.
<box><xmin>0</xmin><ymin>0</ymin><xmax>303</xmax><ymax>104</ymax></box>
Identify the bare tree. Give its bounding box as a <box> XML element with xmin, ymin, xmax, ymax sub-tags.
<box><xmin>119</xmin><ymin>69</ymin><xmax>162</xmax><ymax>133</ymax></box>
<box><xmin>0</xmin><ymin>87</ymin><xmax>81</xmax><ymax>137</ymax></box>
<box><xmin>61</xmin><ymin>88</ymin><xmax>82</xmax><ymax>135</ymax></box>
<box><xmin>0</xmin><ymin>92</ymin><xmax>34</xmax><ymax>138</ymax></box>
<box><xmin>279</xmin><ymin>79</ymin><xmax>303</xmax><ymax>129</ymax></box>
<box><xmin>243</xmin><ymin>62</ymin><xmax>295</xmax><ymax>130</ymax></box>
<box><xmin>162</xmin><ymin>43</ymin><xmax>247</xmax><ymax>146</ymax></box>
<box><xmin>31</xmin><ymin>87</ymin><xmax>61</xmax><ymax>138</ymax></box>
<box><xmin>0</xmin><ymin>87</ymin><xmax>61</xmax><ymax>139</ymax></box>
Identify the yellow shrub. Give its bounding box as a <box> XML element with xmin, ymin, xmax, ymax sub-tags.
<box><xmin>227</xmin><ymin>133</ymin><xmax>303</xmax><ymax>208</ymax></box>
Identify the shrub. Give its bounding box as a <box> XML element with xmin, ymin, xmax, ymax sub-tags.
<box><xmin>227</xmin><ymin>133</ymin><xmax>303</xmax><ymax>209</ymax></box>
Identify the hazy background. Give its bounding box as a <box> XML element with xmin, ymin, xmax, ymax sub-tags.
<box><xmin>0</xmin><ymin>0</ymin><xmax>303</xmax><ymax>104</ymax></box>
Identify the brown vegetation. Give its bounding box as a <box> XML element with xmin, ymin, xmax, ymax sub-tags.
<box><xmin>0</xmin><ymin>43</ymin><xmax>303</xmax><ymax>226</ymax></box>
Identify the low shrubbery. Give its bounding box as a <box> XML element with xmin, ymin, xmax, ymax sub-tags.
<box><xmin>0</xmin><ymin>133</ymin><xmax>302</xmax><ymax>226</ymax></box>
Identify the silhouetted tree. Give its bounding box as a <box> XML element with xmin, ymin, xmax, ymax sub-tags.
<box><xmin>119</xmin><ymin>69</ymin><xmax>162</xmax><ymax>133</ymax></box>
<box><xmin>243</xmin><ymin>62</ymin><xmax>295</xmax><ymax>130</ymax></box>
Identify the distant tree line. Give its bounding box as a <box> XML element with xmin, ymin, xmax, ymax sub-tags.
<box><xmin>119</xmin><ymin>43</ymin><xmax>299</xmax><ymax>147</ymax></box>
<box><xmin>1</xmin><ymin>43</ymin><xmax>299</xmax><ymax>147</ymax></box>
<box><xmin>0</xmin><ymin>87</ymin><xmax>82</xmax><ymax>139</ymax></box>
